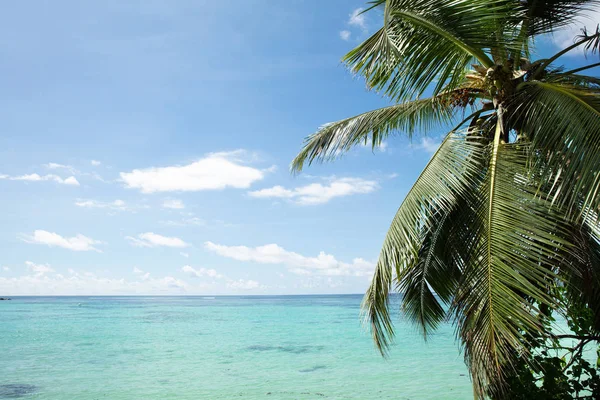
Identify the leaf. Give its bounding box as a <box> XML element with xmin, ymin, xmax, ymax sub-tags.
<box><xmin>362</xmin><ymin>129</ymin><xmax>487</xmax><ymax>353</ymax></box>
<box><xmin>508</xmin><ymin>81</ymin><xmax>600</xmax><ymax>219</ymax></box>
<box><xmin>343</xmin><ymin>0</ymin><xmax>515</xmax><ymax>101</ymax></box>
<box><xmin>453</xmin><ymin>134</ymin><xmax>575</xmax><ymax>394</ymax></box>
<box><xmin>291</xmin><ymin>95</ymin><xmax>458</xmax><ymax>172</ymax></box>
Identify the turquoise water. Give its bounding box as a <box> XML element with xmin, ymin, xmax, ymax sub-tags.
<box><xmin>1</xmin><ymin>296</ymin><xmax>472</xmax><ymax>399</ymax></box>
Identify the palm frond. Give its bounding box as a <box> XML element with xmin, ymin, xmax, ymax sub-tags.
<box><xmin>508</xmin><ymin>81</ymin><xmax>600</xmax><ymax>219</ymax></box>
<box><xmin>362</xmin><ymin>129</ymin><xmax>487</xmax><ymax>354</ymax></box>
<box><xmin>398</xmin><ymin>206</ymin><xmax>462</xmax><ymax>338</ymax></box>
<box><xmin>560</xmin><ymin>215</ymin><xmax>600</xmax><ymax>333</ymax></box>
<box><xmin>291</xmin><ymin>95</ymin><xmax>460</xmax><ymax>172</ymax></box>
<box><xmin>453</xmin><ymin>134</ymin><xmax>575</xmax><ymax>395</ymax></box>
<box><xmin>519</xmin><ymin>0</ymin><xmax>600</xmax><ymax>36</ymax></box>
<box><xmin>344</xmin><ymin>0</ymin><xmax>515</xmax><ymax>101</ymax></box>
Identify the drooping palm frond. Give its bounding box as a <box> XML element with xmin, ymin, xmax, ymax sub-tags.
<box><xmin>560</xmin><ymin>216</ymin><xmax>600</xmax><ymax>333</ymax></box>
<box><xmin>397</xmin><ymin>206</ymin><xmax>462</xmax><ymax>338</ymax></box>
<box><xmin>344</xmin><ymin>0</ymin><xmax>516</xmax><ymax>101</ymax></box>
<box><xmin>553</xmin><ymin>72</ymin><xmax>600</xmax><ymax>87</ymax></box>
<box><xmin>508</xmin><ymin>81</ymin><xmax>600</xmax><ymax>218</ymax></box>
<box><xmin>362</xmin><ymin>129</ymin><xmax>487</xmax><ymax>353</ymax></box>
<box><xmin>291</xmin><ymin>95</ymin><xmax>462</xmax><ymax>172</ymax></box>
<box><xmin>453</xmin><ymin>135</ymin><xmax>575</xmax><ymax>395</ymax></box>
<box><xmin>518</xmin><ymin>0</ymin><xmax>600</xmax><ymax>36</ymax></box>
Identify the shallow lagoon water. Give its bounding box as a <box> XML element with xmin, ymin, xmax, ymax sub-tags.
<box><xmin>1</xmin><ymin>295</ymin><xmax>472</xmax><ymax>399</ymax></box>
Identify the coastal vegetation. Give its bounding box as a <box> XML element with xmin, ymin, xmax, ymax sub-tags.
<box><xmin>292</xmin><ymin>0</ymin><xmax>600</xmax><ymax>397</ymax></box>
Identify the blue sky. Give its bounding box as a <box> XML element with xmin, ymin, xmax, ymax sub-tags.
<box><xmin>0</xmin><ymin>1</ymin><xmax>596</xmax><ymax>295</ymax></box>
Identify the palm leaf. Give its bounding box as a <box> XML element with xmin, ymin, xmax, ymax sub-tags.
<box><xmin>291</xmin><ymin>95</ymin><xmax>459</xmax><ymax>172</ymax></box>
<box><xmin>397</xmin><ymin>205</ymin><xmax>464</xmax><ymax>338</ymax></box>
<box><xmin>519</xmin><ymin>0</ymin><xmax>600</xmax><ymax>36</ymax></box>
<box><xmin>508</xmin><ymin>81</ymin><xmax>600</xmax><ymax>219</ymax></box>
<box><xmin>453</xmin><ymin>132</ymin><xmax>575</xmax><ymax>394</ymax></box>
<box><xmin>362</xmin><ymin>129</ymin><xmax>487</xmax><ymax>353</ymax></box>
<box><xmin>344</xmin><ymin>0</ymin><xmax>515</xmax><ymax>101</ymax></box>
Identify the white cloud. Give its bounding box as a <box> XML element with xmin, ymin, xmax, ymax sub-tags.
<box><xmin>161</xmin><ymin>217</ymin><xmax>205</xmax><ymax>226</ymax></box>
<box><xmin>349</xmin><ymin>8</ymin><xmax>366</xmax><ymax>30</ymax></box>
<box><xmin>248</xmin><ymin>177</ymin><xmax>378</xmax><ymax>205</ymax></box>
<box><xmin>75</xmin><ymin>199</ymin><xmax>146</xmax><ymax>212</ymax></box>
<box><xmin>2</xmin><ymin>266</ymin><xmax>9</xmax><ymax>271</ymax></box>
<box><xmin>91</xmin><ymin>160</ymin><xmax>101</xmax><ymax>166</ymax></box>
<box><xmin>126</xmin><ymin>232</ymin><xmax>189</xmax><ymax>248</ymax></box>
<box><xmin>25</xmin><ymin>261</ymin><xmax>54</xmax><ymax>275</ymax></box>
<box><xmin>180</xmin><ymin>252</ymin><xmax>189</xmax><ymax>258</ymax></box>
<box><xmin>361</xmin><ymin>139</ymin><xmax>388</xmax><ymax>152</ymax></box>
<box><xmin>416</xmin><ymin>137</ymin><xmax>441</xmax><ymax>154</ymax></box>
<box><xmin>227</xmin><ymin>279</ymin><xmax>261</xmax><ymax>290</ymax></box>
<box><xmin>340</xmin><ymin>30</ymin><xmax>351</xmax><ymax>41</ymax></box>
<box><xmin>181</xmin><ymin>265</ymin><xmax>224</xmax><ymax>279</ymax></box>
<box><xmin>552</xmin><ymin>9</ymin><xmax>600</xmax><ymax>54</ymax></box>
<box><xmin>0</xmin><ymin>268</ymin><xmax>189</xmax><ymax>295</ymax></box>
<box><xmin>205</xmin><ymin>241</ymin><xmax>374</xmax><ymax>277</ymax></box>
<box><xmin>120</xmin><ymin>150</ymin><xmax>268</xmax><ymax>193</ymax></box>
<box><xmin>43</xmin><ymin>162</ymin><xmax>79</xmax><ymax>174</ymax></box>
<box><xmin>162</xmin><ymin>199</ymin><xmax>185</xmax><ymax>209</ymax></box>
<box><xmin>21</xmin><ymin>230</ymin><xmax>103</xmax><ymax>252</ymax></box>
<box><xmin>132</xmin><ymin>267</ymin><xmax>150</xmax><ymax>281</ymax></box>
<box><xmin>75</xmin><ymin>199</ymin><xmax>127</xmax><ymax>211</ymax></box>
<box><xmin>0</xmin><ymin>173</ymin><xmax>79</xmax><ymax>186</ymax></box>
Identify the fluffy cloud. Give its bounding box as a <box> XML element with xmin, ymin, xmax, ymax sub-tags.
<box><xmin>248</xmin><ymin>177</ymin><xmax>378</xmax><ymax>205</ymax></box>
<box><xmin>120</xmin><ymin>150</ymin><xmax>268</xmax><ymax>193</ymax></box>
<box><xmin>552</xmin><ymin>9</ymin><xmax>600</xmax><ymax>53</ymax></box>
<box><xmin>91</xmin><ymin>160</ymin><xmax>101</xmax><ymax>166</ymax></box>
<box><xmin>162</xmin><ymin>199</ymin><xmax>185</xmax><ymax>209</ymax></box>
<box><xmin>132</xmin><ymin>267</ymin><xmax>150</xmax><ymax>281</ymax></box>
<box><xmin>227</xmin><ymin>279</ymin><xmax>261</xmax><ymax>290</ymax></box>
<box><xmin>416</xmin><ymin>137</ymin><xmax>441</xmax><ymax>154</ymax></box>
<box><xmin>204</xmin><ymin>241</ymin><xmax>374</xmax><ymax>277</ymax></box>
<box><xmin>0</xmin><ymin>173</ymin><xmax>79</xmax><ymax>186</ymax></box>
<box><xmin>161</xmin><ymin>217</ymin><xmax>205</xmax><ymax>226</ymax></box>
<box><xmin>126</xmin><ymin>232</ymin><xmax>189</xmax><ymax>248</ymax></box>
<box><xmin>349</xmin><ymin>8</ymin><xmax>366</xmax><ymax>30</ymax></box>
<box><xmin>26</xmin><ymin>261</ymin><xmax>54</xmax><ymax>275</ymax></box>
<box><xmin>21</xmin><ymin>230</ymin><xmax>103</xmax><ymax>252</ymax></box>
<box><xmin>75</xmin><ymin>199</ymin><xmax>137</xmax><ymax>212</ymax></box>
<box><xmin>181</xmin><ymin>265</ymin><xmax>224</xmax><ymax>279</ymax></box>
<box><xmin>339</xmin><ymin>30</ymin><xmax>351</xmax><ymax>41</ymax></box>
<box><xmin>0</xmin><ymin>266</ymin><xmax>188</xmax><ymax>295</ymax></box>
<box><xmin>44</xmin><ymin>162</ymin><xmax>77</xmax><ymax>173</ymax></box>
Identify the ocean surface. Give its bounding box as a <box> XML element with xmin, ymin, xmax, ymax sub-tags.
<box><xmin>1</xmin><ymin>295</ymin><xmax>473</xmax><ymax>399</ymax></box>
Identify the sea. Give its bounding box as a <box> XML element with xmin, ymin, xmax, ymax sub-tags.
<box><xmin>1</xmin><ymin>295</ymin><xmax>473</xmax><ymax>399</ymax></box>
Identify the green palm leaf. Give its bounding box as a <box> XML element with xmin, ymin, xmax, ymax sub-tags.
<box><xmin>362</xmin><ymin>129</ymin><xmax>487</xmax><ymax>353</ymax></box>
<box><xmin>344</xmin><ymin>0</ymin><xmax>514</xmax><ymax>101</ymax></box>
<box><xmin>509</xmin><ymin>81</ymin><xmax>600</xmax><ymax>218</ymax></box>
<box><xmin>291</xmin><ymin>96</ymin><xmax>459</xmax><ymax>172</ymax></box>
<box><xmin>454</xmin><ymin>135</ymin><xmax>575</xmax><ymax>394</ymax></box>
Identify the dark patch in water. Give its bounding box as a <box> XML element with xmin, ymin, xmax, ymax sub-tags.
<box><xmin>247</xmin><ymin>345</ymin><xmax>324</xmax><ymax>354</ymax></box>
<box><xmin>266</xmin><ymin>391</ymin><xmax>325</xmax><ymax>397</ymax></box>
<box><xmin>299</xmin><ymin>365</ymin><xmax>327</xmax><ymax>373</ymax></box>
<box><xmin>0</xmin><ymin>384</ymin><xmax>38</xmax><ymax>398</ymax></box>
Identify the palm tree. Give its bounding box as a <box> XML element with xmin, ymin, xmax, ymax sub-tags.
<box><xmin>291</xmin><ymin>0</ymin><xmax>600</xmax><ymax>397</ymax></box>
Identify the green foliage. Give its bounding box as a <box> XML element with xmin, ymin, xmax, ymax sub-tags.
<box><xmin>494</xmin><ymin>290</ymin><xmax>600</xmax><ymax>399</ymax></box>
<box><xmin>292</xmin><ymin>0</ymin><xmax>600</xmax><ymax>397</ymax></box>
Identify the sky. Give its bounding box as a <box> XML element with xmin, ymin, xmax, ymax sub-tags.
<box><xmin>0</xmin><ymin>1</ymin><xmax>597</xmax><ymax>295</ymax></box>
